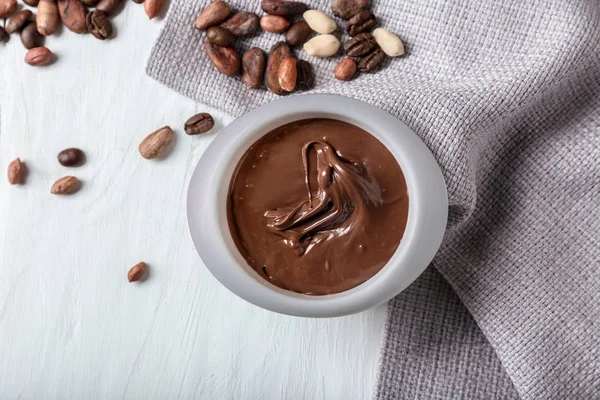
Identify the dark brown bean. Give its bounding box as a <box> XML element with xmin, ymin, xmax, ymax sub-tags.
<box><xmin>285</xmin><ymin>21</ymin><xmax>310</xmax><ymax>47</ymax></box>
<box><xmin>346</xmin><ymin>9</ymin><xmax>376</xmax><ymax>36</ymax></box>
<box><xmin>265</xmin><ymin>42</ymin><xmax>292</xmax><ymax>96</ymax></box>
<box><xmin>81</xmin><ymin>0</ymin><xmax>100</xmax><ymax>5</ymax></box>
<box><xmin>358</xmin><ymin>48</ymin><xmax>385</xmax><ymax>72</ymax></box>
<box><xmin>131</xmin><ymin>0</ymin><xmax>143</xmax><ymax>3</ymax></box>
<box><xmin>184</xmin><ymin>113</ymin><xmax>214</xmax><ymax>135</ymax></box>
<box><xmin>6</xmin><ymin>10</ymin><xmax>33</xmax><ymax>34</ymax></box>
<box><xmin>206</xmin><ymin>26</ymin><xmax>234</xmax><ymax>46</ymax></box>
<box><xmin>96</xmin><ymin>0</ymin><xmax>121</xmax><ymax>15</ymax></box>
<box><xmin>0</xmin><ymin>0</ymin><xmax>17</xmax><ymax>18</ymax></box>
<box><xmin>261</xmin><ymin>0</ymin><xmax>306</xmax><ymax>17</ymax></box>
<box><xmin>331</xmin><ymin>0</ymin><xmax>369</xmax><ymax>20</ymax></box>
<box><xmin>86</xmin><ymin>10</ymin><xmax>112</xmax><ymax>40</ymax></box>
<box><xmin>23</xmin><ymin>0</ymin><xmax>40</xmax><ymax>6</ymax></box>
<box><xmin>58</xmin><ymin>148</ymin><xmax>86</xmax><ymax>166</ymax></box>
<box><xmin>220</xmin><ymin>11</ymin><xmax>259</xmax><ymax>37</ymax></box>
<box><xmin>344</xmin><ymin>32</ymin><xmax>377</xmax><ymax>57</ymax></box>
<box><xmin>296</xmin><ymin>59</ymin><xmax>314</xmax><ymax>90</ymax></box>
<box><xmin>204</xmin><ymin>39</ymin><xmax>240</xmax><ymax>76</ymax></box>
<box><xmin>241</xmin><ymin>47</ymin><xmax>266</xmax><ymax>89</ymax></box>
<box><xmin>58</xmin><ymin>0</ymin><xmax>89</xmax><ymax>34</ymax></box>
<box><xmin>20</xmin><ymin>22</ymin><xmax>44</xmax><ymax>49</ymax></box>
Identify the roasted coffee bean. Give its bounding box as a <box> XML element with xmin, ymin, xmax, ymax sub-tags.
<box><xmin>20</xmin><ymin>22</ymin><xmax>44</xmax><ymax>49</ymax></box>
<box><xmin>0</xmin><ymin>0</ymin><xmax>17</xmax><ymax>18</ymax></box>
<box><xmin>58</xmin><ymin>148</ymin><xmax>85</xmax><ymax>166</ymax></box>
<box><xmin>86</xmin><ymin>10</ymin><xmax>112</xmax><ymax>40</ymax></box>
<box><xmin>37</xmin><ymin>0</ymin><xmax>60</xmax><ymax>36</ymax></box>
<box><xmin>81</xmin><ymin>0</ymin><xmax>99</xmax><ymax>5</ymax></box>
<box><xmin>285</xmin><ymin>21</ymin><xmax>310</xmax><ymax>47</ymax></box>
<box><xmin>334</xmin><ymin>57</ymin><xmax>357</xmax><ymax>81</ymax></box>
<box><xmin>296</xmin><ymin>59</ymin><xmax>314</xmax><ymax>90</ymax></box>
<box><xmin>25</xmin><ymin>46</ymin><xmax>53</xmax><ymax>66</ymax></box>
<box><xmin>260</xmin><ymin>15</ymin><xmax>289</xmax><ymax>33</ymax></box>
<box><xmin>0</xmin><ymin>27</ymin><xmax>8</xmax><ymax>43</ymax></box>
<box><xmin>96</xmin><ymin>0</ymin><xmax>121</xmax><ymax>15</ymax></box>
<box><xmin>261</xmin><ymin>0</ymin><xmax>306</xmax><ymax>17</ymax></box>
<box><xmin>346</xmin><ymin>9</ymin><xmax>375</xmax><ymax>36</ymax></box>
<box><xmin>358</xmin><ymin>48</ymin><xmax>384</xmax><ymax>72</ymax></box>
<box><xmin>23</xmin><ymin>0</ymin><xmax>40</xmax><ymax>6</ymax></box>
<box><xmin>184</xmin><ymin>113</ymin><xmax>214</xmax><ymax>135</ymax></box>
<box><xmin>344</xmin><ymin>32</ymin><xmax>376</xmax><ymax>57</ymax></box>
<box><xmin>265</xmin><ymin>41</ymin><xmax>292</xmax><ymax>96</ymax></box>
<box><xmin>58</xmin><ymin>0</ymin><xmax>88</xmax><ymax>34</ymax></box>
<box><xmin>331</xmin><ymin>0</ymin><xmax>369</xmax><ymax>20</ymax></box>
<box><xmin>206</xmin><ymin>26</ymin><xmax>234</xmax><ymax>46</ymax></box>
<box><xmin>6</xmin><ymin>10</ymin><xmax>33</xmax><ymax>34</ymax></box>
<box><xmin>204</xmin><ymin>39</ymin><xmax>239</xmax><ymax>76</ymax></box>
<box><xmin>195</xmin><ymin>0</ymin><xmax>231</xmax><ymax>30</ymax></box>
<box><xmin>220</xmin><ymin>11</ymin><xmax>259</xmax><ymax>37</ymax></box>
<box><xmin>241</xmin><ymin>47</ymin><xmax>266</xmax><ymax>89</ymax></box>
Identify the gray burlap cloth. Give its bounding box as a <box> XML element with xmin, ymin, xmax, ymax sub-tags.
<box><xmin>146</xmin><ymin>0</ymin><xmax>600</xmax><ymax>398</ymax></box>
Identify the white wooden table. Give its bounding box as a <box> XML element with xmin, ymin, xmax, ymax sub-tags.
<box><xmin>0</xmin><ymin>6</ymin><xmax>386</xmax><ymax>399</ymax></box>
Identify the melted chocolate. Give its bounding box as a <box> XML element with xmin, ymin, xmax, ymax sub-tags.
<box><xmin>228</xmin><ymin>119</ymin><xmax>409</xmax><ymax>295</ymax></box>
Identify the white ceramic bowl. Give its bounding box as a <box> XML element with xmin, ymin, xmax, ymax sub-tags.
<box><xmin>187</xmin><ymin>95</ymin><xmax>448</xmax><ymax>317</ymax></box>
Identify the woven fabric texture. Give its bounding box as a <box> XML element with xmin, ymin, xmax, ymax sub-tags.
<box><xmin>147</xmin><ymin>0</ymin><xmax>600</xmax><ymax>398</ymax></box>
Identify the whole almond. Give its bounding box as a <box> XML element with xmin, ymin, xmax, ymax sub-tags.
<box><xmin>144</xmin><ymin>0</ymin><xmax>165</xmax><ymax>19</ymax></box>
<box><xmin>195</xmin><ymin>0</ymin><xmax>231</xmax><ymax>30</ymax></box>
<box><xmin>261</xmin><ymin>0</ymin><xmax>306</xmax><ymax>17</ymax></box>
<box><xmin>128</xmin><ymin>262</ymin><xmax>147</xmax><ymax>282</ymax></box>
<box><xmin>334</xmin><ymin>57</ymin><xmax>357</xmax><ymax>81</ymax></box>
<box><xmin>37</xmin><ymin>0</ymin><xmax>60</xmax><ymax>36</ymax></box>
<box><xmin>303</xmin><ymin>10</ymin><xmax>336</xmax><ymax>34</ymax></box>
<box><xmin>0</xmin><ymin>0</ymin><xmax>17</xmax><ymax>18</ymax></box>
<box><xmin>139</xmin><ymin>126</ymin><xmax>174</xmax><ymax>159</ymax></box>
<box><xmin>278</xmin><ymin>57</ymin><xmax>297</xmax><ymax>92</ymax></box>
<box><xmin>6</xmin><ymin>10</ymin><xmax>33</xmax><ymax>34</ymax></box>
<box><xmin>285</xmin><ymin>21</ymin><xmax>310</xmax><ymax>47</ymax></box>
<box><xmin>260</xmin><ymin>15</ymin><xmax>289</xmax><ymax>33</ymax></box>
<box><xmin>303</xmin><ymin>34</ymin><xmax>340</xmax><ymax>57</ymax></box>
<box><xmin>58</xmin><ymin>0</ymin><xmax>88</xmax><ymax>34</ymax></box>
<box><xmin>204</xmin><ymin>39</ymin><xmax>239</xmax><ymax>76</ymax></box>
<box><xmin>51</xmin><ymin>176</ymin><xmax>80</xmax><ymax>194</ymax></box>
<box><xmin>25</xmin><ymin>47</ymin><xmax>53</xmax><ymax>66</ymax></box>
<box><xmin>372</xmin><ymin>28</ymin><xmax>404</xmax><ymax>57</ymax></box>
<box><xmin>21</xmin><ymin>22</ymin><xmax>45</xmax><ymax>49</ymax></box>
<box><xmin>241</xmin><ymin>47</ymin><xmax>266</xmax><ymax>89</ymax></box>
<box><xmin>7</xmin><ymin>158</ymin><xmax>25</xmax><ymax>185</ymax></box>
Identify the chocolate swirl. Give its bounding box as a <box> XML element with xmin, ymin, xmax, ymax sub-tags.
<box><xmin>265</xmin><ymin>140</ymin><xmax>383</xmax><ymax>255</ymax></box>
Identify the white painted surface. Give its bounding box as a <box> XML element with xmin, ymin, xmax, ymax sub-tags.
<box><xmin>0</xmin><ymin>5</ymin><xmax>386</xmax><ymax>400</ymax></box>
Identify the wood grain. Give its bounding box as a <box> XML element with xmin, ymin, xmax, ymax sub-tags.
<box><xmin>0</xmin><ymin>8</ymin><xmax>386</xmax><ymax>399</ymax></box>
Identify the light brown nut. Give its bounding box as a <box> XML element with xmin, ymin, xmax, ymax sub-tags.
<box><xmin>128</xmin><ymin>262</ymin><xmax>147</xmax><ymax>282</ymax></box>
<box><xmin>278</xmin><ymin>57</ymin><xmax>297</xmax><ymax>92</ymax></box>
<box><xmin>25</xmin><ymin>47</ymin><xmax>54</xmax><ymax>66</ymax></box>
<box><xmin>195</xmin><ymin>0</ymin><xmax>231</xmax><ymax>30</ymax></box>
<box><xmin>260</xmin><ymin>15</ymin><xmax>289</xmax><ymax>33</ymax></box>
<box><xmin>7</xmin><ymin>158</ymin><xmax>25</xmax><ymax>185</ymax></box>
<box><xmin>372</xmin><ymin>28</ymin><xmax>404</xmax><ymax>57</ymax></box>
<box><xmin>334</xmin><ymin>57</ymin><xmax>357</xmax><ymax>81</ymax></box>
<box><xmin>58</xmin><ymin>0</ymin><xmax>88</xmax><ymax>34</ymax></box>
<box><xmin>144</xmin><ymin>0</ymin><xmax>165</xmax><ymax>19</ymax></box>
<box><xmin>204</xmin><ymin>39</ymin><xmax>240</xmax><ymax>76</ymax></box>
<box><xmin>139</xmin><ymin>126</ymin><xmax>174</xmax><ymax>159</ymax></box>
<box><xmin>303</xmin><ymin>34</ymin><xmax>340</xmax><ymax>57</ymax></box>
<box><xmin>302</xmin><ymin>10</ymin><xmax>336</xmax><ymax>34</ymax></box>
<box><xmin>37</xmin><ymin>0</ymin><xmax>60</xmax><ymax>36</ymax></box>
<box><xmin>51</xmin><ymin>176</ymin><xmax>80</xmax><ymax>194</ymax></box>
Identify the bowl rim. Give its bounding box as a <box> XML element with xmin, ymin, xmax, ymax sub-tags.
<box><xmin>187</xmin><ymin>94</ymin><xmax>448</xmax><ymax>317</ymax></box>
